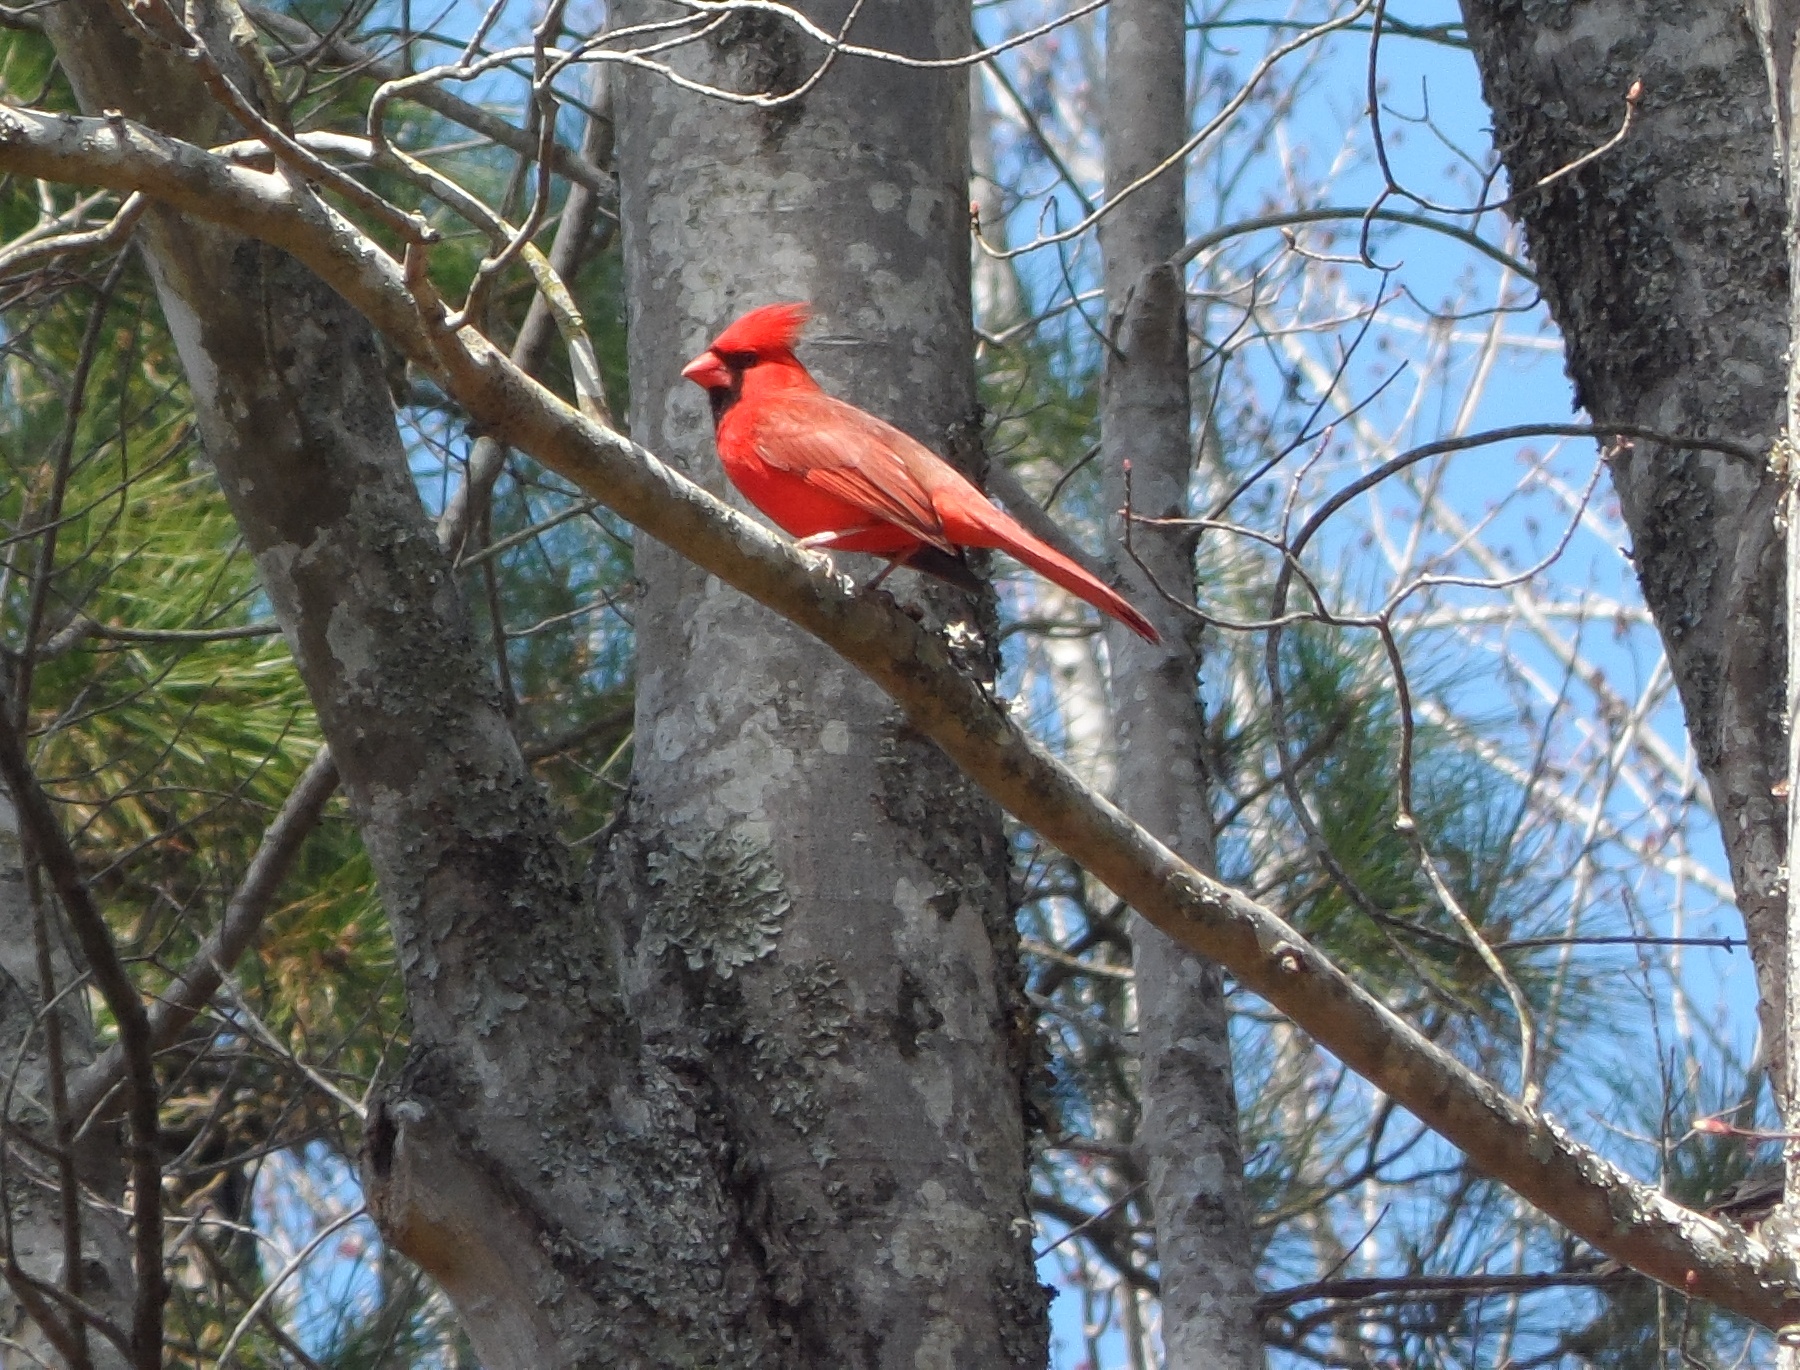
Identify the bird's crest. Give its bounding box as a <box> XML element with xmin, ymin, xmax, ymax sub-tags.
<box><xmin>708</xmin><ymin>301</ymin><xmax>812</xmax><ymax>358</ymax></box>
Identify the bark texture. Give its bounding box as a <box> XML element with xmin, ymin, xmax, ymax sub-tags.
<box><xmin>1099</xmin><ymin>1</ymin><xmax>1262</xmax><ymax>1362</ymax></box>
<box><xmin>15</xmin><ymin>79</ymin><xmax>1787</xmax><ymax>1322</ymax></box>
<box><xmin>1747</xmin><ymin>6</ymin><xmax>1800</xmax><ymax>1332</ymax></box>
<box><xmin>605</xmin><ymin>3</ymin><xmax>1048</xmax><ymax>1364</ymax></box>
<box><xmin>1459</xmin><ymin>0</ymin><xmax>1790</xmax><ymax>1087</ymax></box>
<box><xmin>41</xmin><ymin>3</ymin><xmax>867</xmax><ymax>1364</ymax></box>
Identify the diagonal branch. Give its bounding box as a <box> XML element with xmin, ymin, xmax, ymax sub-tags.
<box><xmin>0</xmin><ymin>707</ymin><xmax>163</xmax><ymax>1368</ymax></box>
<box><xmin>3</xmin><ymin>102</ymin><xmax>1796</xmax><ymax>1329</ymax></box>
<box><xmin>65</xmin><ymin>744</ymin><xmax>339</xmax><ymax>1127</ymax></box>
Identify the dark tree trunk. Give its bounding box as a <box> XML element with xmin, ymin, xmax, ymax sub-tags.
<box><xmin>1459</xmin><ymin>0</ymin><xmax>1790</xmax><ymax>1092</ymax></box>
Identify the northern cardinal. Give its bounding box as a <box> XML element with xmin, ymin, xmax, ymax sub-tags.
<box><xmin>681</xmin><ymin>302</ymin><xmax>1160</xmax><ymax>643</ymax></box>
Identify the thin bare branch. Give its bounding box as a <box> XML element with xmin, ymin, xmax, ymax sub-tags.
<box><xmin>6</xmin><ymin>94</ymin><xmax>1792</xmax><ymax>1332</ymax></box>
<box><xmin>0</xmin><ymin>709</ymin><xmax>163</xmax><ymax>1368</ymax></box>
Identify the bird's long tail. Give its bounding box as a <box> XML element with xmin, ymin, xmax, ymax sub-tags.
<box><xmin>995</xmin><ymin>529</ymin><xmax>1161</xmax><ymax>644</ymax></box>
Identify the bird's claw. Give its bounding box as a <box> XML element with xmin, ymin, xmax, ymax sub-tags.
<box><xmin>943</xmin><ymin>619</ymin><xmax>983</xmax><ymax>651</ymax></box>
<box><xmin>797</xmin><ymin>545</ymin><xmax>855</xmax><ymax>593</ymax></box>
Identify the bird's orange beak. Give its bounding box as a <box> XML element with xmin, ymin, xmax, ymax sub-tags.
<box><xmin>680</xmin><ymin>349</ymin><xmax>732</xmax><ymax>391</ymax></box>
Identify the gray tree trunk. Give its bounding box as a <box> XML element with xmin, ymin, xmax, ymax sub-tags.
<box><xmin>1458</xmin><ymin>2</ymin><xmax>1790</xmax><ymax>1095</ymax></box>
<box><xmin>1099</xmin><ymin>1</ymin><xmax>1262</xmax><ymax>1363</ymax></box>
<box><xmin>42</xmin><ymin>8</ymin><xmax>622</xmax><ymax>1364</ymax></box>
<box><xmin>42</xmin><ymin>0</ymin><xmax>1045</xmax><ymax>1362</ymax></box>
<box><xmin>609</xmin><ymin>4</ymin><xmax>1047</xmax><ymax>1363</ymax></box>
<box><xmin>1746</xmin><ymin>10</ymin><xmax>1800</xmax><ymax>1364</ymax></box>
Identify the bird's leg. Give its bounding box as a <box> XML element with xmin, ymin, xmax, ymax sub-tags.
<box><xmin>794</xmin><ymin>529</ymin><xmax>910</xmax><ymax>595</ymax></box>
<box><xmin>863</xmin><ymin>558</ymin><xmax>904</xmax><ymax>591</ymax></box>
<box><xmin>792</xmin><ymin>529</ymin><xmax>916</xmax><ymax>596</ymax></box>
<box><xmin>795</xmin><ymin>527</ymin><xmax>898</xmax><ymax>590</ymax></box>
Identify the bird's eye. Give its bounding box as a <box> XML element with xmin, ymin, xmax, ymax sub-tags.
<box><xmin>717</xmin><ymin>350</ymin><xmax>756</xmax><ymax>368</ymax></box>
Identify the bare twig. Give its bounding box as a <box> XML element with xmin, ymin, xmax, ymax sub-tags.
<box><xmin>29</xmin><ymin>881</ymin><xmax>91</xmax><ymax>1370</ymax></box>
<box><xmin>0</xmin><ymin>707</ymin><xmax>163</xmax><ymax>1368</ymax></box>
<box><xmin>212</xmin><ymin>1205</ymin><xmax>364</xmax><ymax>1369</ymax></box>
<box><xmin>247</xmin><ymin>5</ymin><xmax>612</xmax><ymax>196</ymax></box>
<box><xmin>0</xmin><ymin>192</ymin><xmax>146</xmax><ymax>280</ymax></box>
<box><xmin>5</xmin><ymin>102</ymin><xmax>1792</xmax><ymax>1328</ymax></box>
<box><xmin>974</xmin><ymin>3</ymin><xmax>1375</xmax><ymax>262</ymax></box>
<box><xmin>12</xmin><ymin>253</ymin><xmax>128</xmax><ymax>729</ymax></box>
<box><xmin>67</xmin><ymin>746</ymin><xmax>340</xmax><ymax>1129</ymax></box>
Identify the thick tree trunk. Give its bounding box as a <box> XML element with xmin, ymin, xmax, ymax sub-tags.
<box><xmin>1099</xmin><ymin>1</ymin><xmax>1262</xmax><ymax>1362</ymax></box>
<box><xmin>40</xmin><ymin>9</ymin><xmax>638</xmax><ymax>1364</ymax></box>
<box><xmin>1746</xmin><ymin>10</ymin><xmax>1800</xmax><ymax>1357</ymax></box>
<box><xmin>39</xmin><ymin>3</ymin><xmax>904</xmax><ymax>1364</ymax></box>
<box><xmin>1458</xmin><ymin>0</ymin><xmax>1790</xmax><ymax>1090</ymax></box>
<box><xmin>606</xmin><ymin>3</ymin><xmax>1048</xmax><ymax>1364</ymax></box>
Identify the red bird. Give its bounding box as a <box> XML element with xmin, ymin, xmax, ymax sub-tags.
<box><xmin>681</xmin><ymin>302</ymin><xmax>1160</xmax><ymax>643</ymax></box>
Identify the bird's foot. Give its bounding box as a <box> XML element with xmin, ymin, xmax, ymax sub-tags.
<box><xmin>795</xmin><ymin>544</ymin><xmax>855</xmax><ymax>593</ymax></box>
<box><xmin>943</xmin><ymin>619</ymin><xmax>984</xmax><ymax>651</ymax></box>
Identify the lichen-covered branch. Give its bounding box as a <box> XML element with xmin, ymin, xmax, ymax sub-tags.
<box><xmin>5</xmin><ymin>96</ymin><xmax>1796</xmax><ymax>1329</ymax></box>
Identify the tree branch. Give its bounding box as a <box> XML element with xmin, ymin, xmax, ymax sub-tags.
<box><xmin>247</xmin><ymin>6</ymin><xmax>613</xmax><ymax>197</ymax></box>
<box><xmin>65</xmin><ymin>745</ymin><xmax>339</xmax><ymax>1128</ymax></box>
<box><xmin>4</xmin><ymin>102</ymin><xmax>1796</xmax><ymax>1329</ymax></box>
<box><xmin>0</xmin><ymin>707</ymin><xmax>163</xmax><ymax>1367</ymax></box>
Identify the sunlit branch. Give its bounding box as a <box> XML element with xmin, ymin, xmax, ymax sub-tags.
<box><xmin>4</xmin><ymin>98</ymin><xmax>1794</xmax><ymax>1330</ymax></box>
<box><xmin>248</xmin><ymin>5</ymin><xmax>613</xmax><ymax>196</ymax></box>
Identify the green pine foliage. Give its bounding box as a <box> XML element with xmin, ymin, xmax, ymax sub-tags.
<box><xmin>0</xmin><ymin>20</ymin><xmax>636</xmax><ymax>1358</ymax></box>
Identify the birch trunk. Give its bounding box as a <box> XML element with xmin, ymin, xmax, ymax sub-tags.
<box><xmin>1100</xmin><ymin>0</ymin><xmax>1262</xmax><ymax>1362</ymax></box>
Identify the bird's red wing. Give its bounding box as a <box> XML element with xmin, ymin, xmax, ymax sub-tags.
<box><xmin>748</xmin><ymin>393</ymin><xmax>953</xmax><ymax>551</ymax></box>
